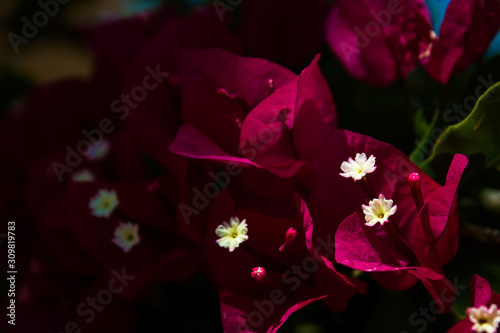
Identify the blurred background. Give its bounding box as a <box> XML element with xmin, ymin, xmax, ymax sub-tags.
<box><xmin>0</xmin><ymin>0</ymin><xmax>167</xmax><ymax>111</ymax></box>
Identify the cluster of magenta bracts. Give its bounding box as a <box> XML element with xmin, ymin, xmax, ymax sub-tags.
<box><xmin>3</xmin><ymin>0</ymin><xmax>500</xmax><ymax>332</ymax></box>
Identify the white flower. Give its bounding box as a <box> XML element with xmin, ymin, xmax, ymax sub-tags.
<box><xmin>87</xmin><ymin>139</ymin><xmax>111</xmax><ymax>161</ymax></box>
<box><xmin>72</xmin><ymin>169</ymin><xmax>95</xmax><ymax>182</ymax></box>
<box><xmin>215</xmin><ymin>217</ymin><xmax>248</xmax><ymax>252</ymax></box>
<box><xmin>111</xmin><ymin>222</ymin><xmax>140</xmax><ymax>253</ymax></box>
<box><xmin>362</xmin><ymin>194</ymin><xmax>397</xmax><ymax>227</ymax></box>
<box><xmin>467</xmin><ymin>304</ymin><xmax>500</xmax><ymax>333</ymax></box>
<box><xmin>340</xmin><ymin>153</ymin><xmax>377</xmax><ymax>181</ymax></box>
<box><xmin>89</xmin><ymin>189</ymin><xmax>119</xmax><ymax>218</ymax></box>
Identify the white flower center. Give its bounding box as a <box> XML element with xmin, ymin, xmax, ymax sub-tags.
<box><xmin>215</xmin><ymin>217</ymin><xmax>248</xmax><ymax>252</ymax></box>
<box><xmin>467</xmin><ymin>304</ymin><xmax>500</xmax><ymax>333</ymax></box>
<box><xmin>362</xmin><ymin>194</ymin><xmax>397</xmax><ymax>227</ymax></box>
<box><xmin>111</xmin><ymin>222</ymin><xmax>140</xmax><ymax>253</ymax></box>
<box><xmin>339</xmin><ymin>152</ymin><xmax>377</xmax><ymax>181</ymax></box>
<box><xmin>89</xmin><ymin>189</ymin><xmax>119</xmax><ymax>218</ymax></box>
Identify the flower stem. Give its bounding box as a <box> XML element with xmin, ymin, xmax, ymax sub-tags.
<box><xmin>361</xmin><ymin>175</ymin><xmax>377</xmax><ymax>199</ymax></box>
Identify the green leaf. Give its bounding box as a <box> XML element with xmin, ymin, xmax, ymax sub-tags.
<box><xmin>421</xmin><ymin>80</ymin><xmax>500</xmax><ymax>170</ymax></box>
<box><xmin>410</xmin><ymin>108</ymin><xmax>439</xmax><ymax>165</ymax></box>
<box><xmin>413</xmin><ymin>108</ymin><xmax>431</xmax><ymax>140</ymax></box>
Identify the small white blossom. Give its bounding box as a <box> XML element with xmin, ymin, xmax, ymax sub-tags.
<box><xmin>467</xmin><ymin>304</ymin><xmax>500</xmax><ymax>333</ymax></box>
<box><xmin>340</xmin><ymin>153</ymin><xmax>377</xmax><ymax>181</ymax></box>
<box><xmin>362</xmin><ymin>194</ymin><xmax>397</xmax><ymax>227</ymax></box>
<box><xmin>89</xmin><ymin>189</ymin><xmax>119</xmax><ymax>218</ymax></box>
<box><xmin>72</xmin><ymin>169</ymin><xmax>95</xmax><ymax>182</ymax></box>
<box><xmin>215</xmin><ymin>217</ymin><xmax>248</xmax><ymax>252</ymax></box>
<box><xmin>111</xmin><ymin>222</ymin><xmax>140</xmax><ymax>253</ymax></box>
<box><xmin>87</xmin><ymin>139</ymin><xmax>111</xmax><ymax>161</ymax></box>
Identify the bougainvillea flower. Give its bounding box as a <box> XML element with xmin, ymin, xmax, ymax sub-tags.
<box><xmin>171</xmin><ymin>48</ymin><xmax>337</xmax><ymax>181</ymax></box>
<box><xmin>20</xmin><ymin>40</ymin><xmax>157</xmax><ymax>183</ymax></box>
<box><xmin>171</xmin><ymin>47</ymin><xmax>296</xmax><ymax>158</ymax></box>
<box><xmin>76</xmin><ymin>11</ymin><xmax>244</xmax><ymax>249</ymax></box>
<box><xmin>239</xmin><ymin>53</ymin><xmax>337</xmax><ymax>179</ymax></box>
<box><xmin>326</xmin><ymin>0</ymin><xmax>432</xmax><ymax>86</ymax></box>
<box><xmin>307</xmin><ymin>129</ymin><xmax>467</xmax><ymax>311</ymax></box>
<box><xmin>170</xmin><ymin>50</ymin><xmax>338</xmax><ymax>251</ymax></box>
<box><xmin>448</xmin><ymin>275</ymin><xmax>500</xmax><ymax>332</ymax></box>
<box><xmin>19</xmin><ymin>67</ymin><xmax>204</xmax><ymax>329</ymax></box>
<box><xmin>206</xmin><ymin>189</ymin><xmax>365</xmax><ymax>332</ymax></box>
<box><xmin>421</xmin><ymin>0</ymin><xmax>500</xmax><ymax>83</ymax></box>
<box><xmin>84</xmin><ymin>12</ymin><xmax>244</xmax><ymax>246</ymax></box>
<box><xmin>121</xmin><ymin>11</ymin><xmax>243</xmax><ymax>169</ymax></box>
<box><xmin>167</xmin><ymin>47</ymin><xmax>297</xmax><ymax>242</ymax></box>
<box><xmin>67</xmin><ymin>179</ymin><xmax>203</xmax><ymax>298</ymax></box>
<box><xmin>22</xmin><ymin>73</ymin><xmax>157</xmax><ymax>274</ymax></box>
